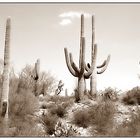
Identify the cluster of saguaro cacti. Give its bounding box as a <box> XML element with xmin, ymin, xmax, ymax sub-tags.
<box><xmin>32</xmin><ymin>59</ymin><xmax>40</xmax><ymax>96</ymax></box>
<box><xmin>64</xmin><ymin>15</ymin><xmax>95</xmax><ymax>102</ymax></box>
<box><xmin>85</xmin><ymin>15</ymin><xmax>111</xmax><ymax>97</ymax></box>
<box><xmin>0</xmin><ymin>17</ymin><xmax>11</xmax><ymax>134</ymax></box>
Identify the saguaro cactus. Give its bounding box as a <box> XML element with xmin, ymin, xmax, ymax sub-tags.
<box><xmin>64</xmin><ymin>14</ymin><xmax>94</xmax><ymax>102</ymax></box>
<box><xmin>1</xmin><ymin>17</ymin><xmax>11</xmax><ymax>134</ymax></box>
<box><xmin>33</xmin><ymin>59</ymin><xmax>40</xmax><ymax>96</ymax></box>
<box><xmin>85</xmin><ymin>15</ymin><xmax>111</xmax><ymax>97</ymax></box>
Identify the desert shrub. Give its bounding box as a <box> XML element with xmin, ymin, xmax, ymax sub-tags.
<box><xmin>49</xmin><ymin>104</ymin><xmax>68</xmax><ymax>118</ymax></box>
<box><xmin>89</xmin><ymin>100</ymin><xmax>116</xmax><ymax>136</ymax></box>
<box><xmin>122</xmin><ymin>86</ymin><xmax>140</xmax><ymax>105</ymax></box>
<box><xmin>99</xmin><ymin>87</ymin><xmax>119</xmax><ymax>102</ymax></box>
<box><xmin>18</xmin><ymin>65</ymin><xmax>56</xmax><ymax>96</ymax></box>
<box><xmin>9</xmin><ymin>89</ymin><xmax>39</xmax><ymax>117</ymax></box>
<box><xmin>42</xmin><ymin>113</ymin><xmax>58</xmax><ymax>135</ymax></box>
<box><xmin>72</xmin><ymin>110</ymin><xmax>91</xmax><ymax>128</ymax></box>
<box><xmin>43</xmin><ymin>94</ymin><xmax>75</xmax><ymax>110</ymax></box>
<box><xmin>111</xmin><ymin>108</ymin><xmax>140</xmax><ymax>136</ymax></box>
<box><xmin>46</xmin><ymin>95</ymin><xmax>73</xmax><ymax>103</ymax></box>
<box><xmin>8</xmin><ymin>115</ymin><xmax>44</xmax><ymax>136</ymax></box>
<box><xmin>54</xmin><ymin>121</ymin><xmax>80</xmax><ymax>137</ymax></box>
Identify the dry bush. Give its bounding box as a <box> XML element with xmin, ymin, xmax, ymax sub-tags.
<box><xmin>7</xmin><ymin>87</ymin><xmax>40</xmax><ymax>136</ymax></box>
<box><xmin>9</xmin><ymin>89</ymin><xmax>39</xmax><ymax>117</ymax></box>
<box><xmin>54</xmin><ymin>121</ymin><xmax>80</xmax><ymax>137</ymax></box>
<box><xmin>72</xmin><ymin>110</ymin><xmax>91</xmax><ymax>128</ymax></box>
<box><xmin>42</xmin><ymin>113</ymin><xmax>58</xmax><ymax>135</ymax></box>
<box><xmin>0</xmin><ymin>89</ymin><xmax>40</xmax><ymax>136</ymax></box>
<box><xmin>46</xmin><ymin>95</ymin><xmax>73</xmax><ymax>103</ymax></box>
<box><xmin>49</xmin><ymin>103</ymin><xmax>68</xmax><ymax>118</ymax></box>
<box><xmin>18</xmin><ymin>65</ymin><xmax>56</xmax><ymax>96</ymax></box>
<box><xmin>89</xmin><ymin>100</ymin><xmax>116</xmax><ymax>136</ymax></box>
<box><xmin>43</xmin><ymin>95</ymin><xmax>74</xmax><ymax>110</ymax></box>
<box><xmin>122</xmin><ymin>87</ymin><xmax>140</xmax><ymax>105</ymax></box>
<box><xmin>99</xmin><ymin>87</ymin><xmax>119</xmax><ymax>102</ymax></box>
<box><xmin>8</xmin><ymin>116</ymin><xmax>43</xmax><ymax>136</ymax></box>
<box><xmin>111</xmin><ymin>107</ymin><xmax>140</xmax><ymax>136</ymax></box>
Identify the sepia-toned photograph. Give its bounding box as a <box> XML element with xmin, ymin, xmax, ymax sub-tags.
<box><xmin>0</xmin><ymin>3</ymin><xmax>140</xmax><ymax>137</ymax></box>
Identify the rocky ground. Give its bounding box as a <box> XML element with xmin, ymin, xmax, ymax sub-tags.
<box><xmin>34</xmin><ymin>95</ymin><xmax>140</xmax><ymax>137</ymax></box>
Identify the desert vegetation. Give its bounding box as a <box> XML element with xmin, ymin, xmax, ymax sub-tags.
<box><xmin>0</xmin><ymin>14</ymin><xmax>140</xmax><ymax>137</ymax></box>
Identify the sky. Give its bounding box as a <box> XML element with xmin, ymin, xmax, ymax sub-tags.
<box><xmin>0</xmin><ymin>3</ymin><xmax>140</xmax><ymax>95</ymax></box>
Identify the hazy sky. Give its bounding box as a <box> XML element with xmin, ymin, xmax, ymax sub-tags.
<box><xmin>0</xmin><ymin>4</ymin><xmax>140</xmax><ymax>94</ymax></box>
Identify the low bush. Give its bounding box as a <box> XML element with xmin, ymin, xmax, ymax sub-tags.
<box><xmin>99</xmin><ymin>87</ymin><xmax>118</xmax><ymax>102</ymax></box>
<box><xmin>49</xmin><ymin>104</ymin><xmax>68</xmax><ymax>118</ymax></box>
<box><xmin>54</xmin><ymin>121</ymin><xmax>80</xmax><ymax>137</ymax></box>
<box><xmin>72</xmin><ymin>110</ymin><xmax>91</xmax><ymax>128</ymax></box>
<box><xmin>42</xmin><ymin>113</ymin><xmax>58</xmax><ymax>135</ymax></box>
<box><xmin>122</xmin><ymin>86</ymin><xmax>140</xmax><ymax>105</ymax></box>
<box><xmin>111</xmin><ymin>108</ymin><xmax>140</xmax><ymax>136</ymax></box>
<box><xmin>9</xmin><ymin>89</ymin><xmax>39</xmax><ymax>116</ymax></box>
<box><xmin>89</xmin><ymin>100</ymin><xmax>116</xmax><ymax>136</ymax></box>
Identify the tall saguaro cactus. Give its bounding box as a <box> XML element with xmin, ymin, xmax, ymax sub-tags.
<box><xmin>86</xmin><ymin>15</ymin><xmax>111</xmax><ymax>97</ymax></box>
<box><xmin>1</xmin><ymin>17</ymin><xmax>11</xmax><ymax>134</ymax></box>
<box><xmin>64</xmin><ymin>14</ymin><xmax>94</xmax><ymax>102</ymax></box>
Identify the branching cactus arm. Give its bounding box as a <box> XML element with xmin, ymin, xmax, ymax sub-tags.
<box><xmin>79</xmin><ymin>15</ymin><xmax>85</xmax><ymax>74</ymax></box>
<box><xmin>97</xmin><ymin>60</ymin><xmax>106</xmax><ymax>68</ymax></box>
<box><xmin>69</xmin><ymin>53</ymin><xmax>80</xmax><ymax>74</ymax></box>
<box><xmin>64</xmin><ymin>48</ymin><xmax>78</xmax><ymax>77</ymax></box>
<box><xmin>79</xmin><ymin>14</ymin><xmax>84</xmax><ymax>70</ymax></box>
<box><xmin>84</xmin><ymin>44</ymin><xmax>97</xmax><ymax>79</ymax></box>
<box><xmin>97</xmin><ymin>55</ymin><xmax>111</xmax><ymax>74</ymax></box>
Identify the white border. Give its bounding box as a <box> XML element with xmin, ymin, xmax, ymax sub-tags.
<box><xmin>0</xmin><ymin>0</ymin><xmax>139</xmax><ymax>3</ymax></box>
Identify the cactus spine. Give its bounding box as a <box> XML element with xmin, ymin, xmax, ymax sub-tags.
<box><xmin>64</xmin><ymin>14</ymin><xmax>94</xmax><ymax>102</ymax></box>
<box><xmin>86</xmin><ymin>15</ymin><xmax>110</xmax><ymax>97</ymax></box>
<box><xmin>1</xmin><ymin>17</ymin><xmax>11</xmax><ymax>134</ymax></box>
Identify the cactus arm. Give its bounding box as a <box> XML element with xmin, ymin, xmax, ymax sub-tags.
<box><xmin>80</xmin><ymin>37</ymin><xmax>85</xmax><ymax>74</ymax></box>
<box><xmin>69</xmin><ymin>53</ymin><xmax>80</xmax><ymax>74</ymax></box>
<box><xmin>79</xmin><ymin>14</ymin><xmax>84</xmax><ymax>69</ymax></box>
<box><xmin>64</xmin><ymin>48</ymin><xmax>78</xmax><ymax>77</ymax></box>
<box><xmin>85</xmin><ymin>63</ymin><xmax>90</xmax><ymax>72</ymax></box>
<box><xmin>84</xmin><ymin>44</ymin><xmax>97</xmax><ymax>79</ymax></box>
<box><xmin>84</xmin><ymin>15</ymin><xmax>96</xmax><ymax>78</ymax></box>
<box><xmin>79</xmin><ymin>15</ymin><xmax>85</xmax><ymax>74</ymax></box>
<box><xmin>97</xmin><ymin>55</ymin><xmax>111</xmax><ymax>74</ymax></box>
<box><xmin>97</xmin><ymin>60</ymin><xmax>106</xmax><ymax>68</ymax></box>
